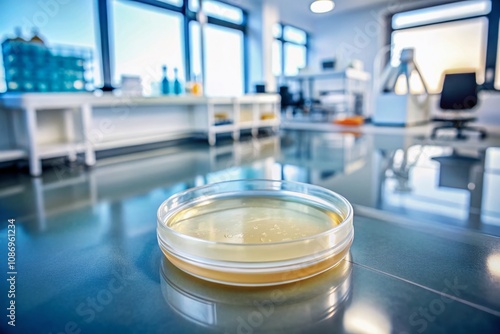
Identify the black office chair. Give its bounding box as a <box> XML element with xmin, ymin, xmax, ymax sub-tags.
<box><xmin>431</xmin><ymin>72</ymin><xmax>487</xmax><ymax>140</ymax></box>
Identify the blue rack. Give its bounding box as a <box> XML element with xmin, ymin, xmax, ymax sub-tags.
<box><xmin>1</xmin><ymin>40</ymin><xmax>94</xmax><ymax>93</ymax></box>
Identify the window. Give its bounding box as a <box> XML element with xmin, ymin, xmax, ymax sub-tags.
<box><xmin>190</xmin><ymin>22</ymin><xmax>244</xmax><ymax>97</ymax></box>
<box><xmin>189</xmin><ymin>0</ymin><xmax>244</xmax><ymax>25</ymax></box>
<box><xmin>391</xmin><ymin>0</ymin><xmax>492</xmax><ymax>94</ymax></box>
<box><xmin>110</xmin><ymin>0</ymin><xmax>185</xmax><ymax>95</ymax></box>
<box><xmin>391</xmin><ymin>18</ymin><xmax>488</xmax><ymax>93</ymax></box>
<box><xmin>204</xmin><ymin>25</ymin><xmax>244</xmax><ymax>96</ymax></box>
<box><xmin>283</xmin><ymin>26</ymin><xmax>307</xmax><ymax>45</ymax></box>
<box><xmin>273</xmin><ymin>23</ymin><xmax>308</xmax><ymax>77</ymax></box>
<box><xmin>0</xmin><ymin>0</ymin><xmax>248</xmax><ymax>95</ymax></box>
<box><xmin>0</xmin><ymin>0</ymin><xmax>100</xmax><ymax>92</ymax></box>
<box><xmin>392</xmin><ymin>1</ymin><xmax>491</xmax><ymax>29</ymax></box>
<box><xmin>188</xmin><ymin>0</ymin><xmax>247</xmax><ymax>96</ymax></box>
<box><xmin>284</xmin><ymin>44</ymin><xmax>307</xmax><ymax>77</ymax></box>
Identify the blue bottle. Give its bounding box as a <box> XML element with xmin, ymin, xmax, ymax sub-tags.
<box><xmin>161</xmin><ymin>65</ymin><xmax>170</xmax><ymax>95</ymax></box>
<box><xmin>173</xmin><ymin>67</ymin><xmax>182</xmax><ymax>95</ymax></box>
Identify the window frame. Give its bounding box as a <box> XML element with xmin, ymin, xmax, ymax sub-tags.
<box><xmin>273</xmin><ymin>22</ymin><xmax>309</xmax><ymax>77</ymax></box>
<box><xmin>386</xmin><ymin>0</ymin><xmax>500</xmax><ymax>91</ymax></box>
<box><xmin>98</xmin><ymin>0</ymin><xmax>248</xmax><ymax>92</ymax></box>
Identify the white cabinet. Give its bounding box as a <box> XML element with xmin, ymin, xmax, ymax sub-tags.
<box><xmin>0</xmin><ymin>93</ymin><xmax>280</xmax><ymax>176</ymax></box>
<box><xmin>235</xmin><ymin>94</ymin><xmax>281</xmax><ymax>131</ymax></box>
<box><xmin>0</xmin><ymin>93</ymin><xmax>94</xmax><ymax>175</ymax></box>
<box><xmin>192</xmin><ymin>95</ymin><xmax>280</xmax><ymax>146</ymax></box>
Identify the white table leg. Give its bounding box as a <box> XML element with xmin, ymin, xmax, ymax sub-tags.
<box><xmin>251</xmin><ymin>102</ymin><xmax>258</xmax><ymax>138</ymax></box>
<box><xmin>24</xmin><ymin>107</ymin><xmax>41</xmax><ymax>176</ymax></box>
<box><xmin>81</xmin><ymin>103</ymin><xmax>96</xmax><ymax>166</ymax></box>
<box><xmin>208</xmin><ymin>132</ymin><xmax>216</xmax><ymax>146</ymax></box>
<box><xmin>63</xmin><ymin>108</ymin><xmax>75</xmax><ymax>142</ymax></box>
<box><xmin>232</xmin><ymin>129</ymin><xmax>240</xmax><ymax>141</ymax></box>
<box><xmin>63</xmin><ymin>108</ymin><xmax>78</xmax><ymax>161</ymax></box>
<box><xmin>207</xmin><ymin>103</ymin><xmax>216</xmax><ymax>146</ymax></box>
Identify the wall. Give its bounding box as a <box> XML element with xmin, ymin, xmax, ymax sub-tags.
<box><xmin>309</xmin><ymin>3</ymin><xmax>390</xmax><ymax>77</ymax></box>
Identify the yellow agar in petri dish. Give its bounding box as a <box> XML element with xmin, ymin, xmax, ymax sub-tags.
<box><xmin>169</xmin><ymin>196</ymin><xmax>341</xmax><ymax>244</ymax></box>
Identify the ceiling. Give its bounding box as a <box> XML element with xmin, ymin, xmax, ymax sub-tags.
<box><xmin>271</xmin><ymin>0</ymin><xmax>391</xmax><ymax>17</ymax></box>
<box><xmin>264</xmin><ymin>0</ymin><xmax>460</xmax><ymax>20</ymax></box>
<box><xmin>221</xmin><ymin>0</ymin><xmax>462</xmax><ymax>30</ymax></box>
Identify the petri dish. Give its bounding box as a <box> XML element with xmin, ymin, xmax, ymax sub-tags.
<box><xmin>157</xmin><ymin>179</ymin><xmax>354</xmax><ymax>286</ymax></box>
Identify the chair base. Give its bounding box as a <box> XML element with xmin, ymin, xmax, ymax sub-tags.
<box><xmin>431</xmin><ymin>121</ymin><xmax>487</xmax><ymax>140</ymax></box>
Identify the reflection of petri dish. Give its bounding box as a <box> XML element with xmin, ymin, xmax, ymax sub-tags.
<box><xmin>160</xmin><ymin>254</ymin><xmax>352</xmax><ymax>332</ymax></box>
<box><xmin>157</xmin><ymin>179</ymin><xmax>354</xmax><ymax>286</ymax></box>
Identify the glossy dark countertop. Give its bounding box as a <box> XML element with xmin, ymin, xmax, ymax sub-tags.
<box><xmin>1</xmin><ymin>129</ymin><xmax>499</xmax><ymax>333</ymax></box>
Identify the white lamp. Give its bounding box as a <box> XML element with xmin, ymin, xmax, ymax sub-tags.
<box><xmin>310</xmin><ymin>0</ymin><xmax>335</xmax><ymax>14</ymax></box>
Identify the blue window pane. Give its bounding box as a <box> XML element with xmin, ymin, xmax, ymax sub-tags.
<box><xmin>190</xmin><ymin>0</ymin><xmax>244</xmax><ymax>25</ymax></box>
<box><xmin>189</xmin><ymin>0</ymin><xmax>199</xmax><ymax>12</ymax></box>
<box><xmin>203</xmin><ymin>1</ymin><xmax>244</xmax><ymax>25</ymax></box>
<box><xmin>190</xmin><ymin>22</ymin><xmax>244</xmax><ymax>96</ymax></box>
<box><xmin>284</xmin><ymin>43</ymin><xmax>306</xmax><ymax>76</ymax></box>
<box><xmin>111</xmin><ymin>0</ymin><xmax>185</xmax><ymax>96</ymax></box>
<box><xmin>392</xmin><ymin>0</ymin><xmax>491</xmax><ymax>30</ymax></box>
<box><xmin>283</xmin><ymin>26</ymin><xmax>307</xmax><ymax>45</ymax></box>
<box><xmin>204</xmin><ymin>24</ymin><xmax>244</xmax><ymax>96</ymax></box>
<box><xmin>158</xmin><ymin>0</ymin><xmax>183</xmax><ymax>7</ymax></box>
<box><xmin>189</xmin><ymin>21</ymin><xmax>202</xmax><ymax>79</ymax></box>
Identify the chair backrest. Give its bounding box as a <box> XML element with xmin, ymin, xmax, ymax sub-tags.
<box><xmin>439</xmin><ymin>72</ymin><xmax>478</xmax><ymax>111</ymax></box>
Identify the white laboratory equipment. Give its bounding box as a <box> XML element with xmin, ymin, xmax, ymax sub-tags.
<box><xmin>373</xmin><ymin>48</ymin><xmax>429</xmax><ymax>126</ymax></box>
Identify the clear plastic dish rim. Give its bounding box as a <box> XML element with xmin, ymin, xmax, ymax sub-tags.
<box><xmin>157</xmin><ymin>179</ymin><xmax>354</xmax><ymax>263</ymax></box>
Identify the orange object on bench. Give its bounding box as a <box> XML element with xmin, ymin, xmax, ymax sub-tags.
<box><xmin>334</xmin><ymin>116</ymin><xmax>365</xmax><ymax>126</ymax></box>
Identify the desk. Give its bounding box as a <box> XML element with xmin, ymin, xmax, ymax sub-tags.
<box><xmin>0</xmin><ymin>93</ymin><xmax>280</xmax><ymax>176</ymax></box>
<box><xmin>1</xmin><ymin>136</ymin><xmax>498</xmax><ymax>332</ymax></box>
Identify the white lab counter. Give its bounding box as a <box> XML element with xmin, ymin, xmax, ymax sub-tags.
<box><xmin>0</xmin><ymin>92</ymin><xmax>280</xmax><ymax>176</ymax></box>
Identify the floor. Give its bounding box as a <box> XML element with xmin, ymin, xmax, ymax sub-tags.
<box><xmin>0</xmin><ymin>126</ymin><xmax>499</xmax><ymax>333</ymax></box>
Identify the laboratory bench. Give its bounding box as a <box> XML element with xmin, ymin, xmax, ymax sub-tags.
<box><xmin>0</xmin><ymin>92</ymin><xmax>280</xmax><ymax>176</ymax></box>
<box><xmin>0</xmin><ymin>130</ymin><xmax>499</xmax><ymax>333</ymax></box>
